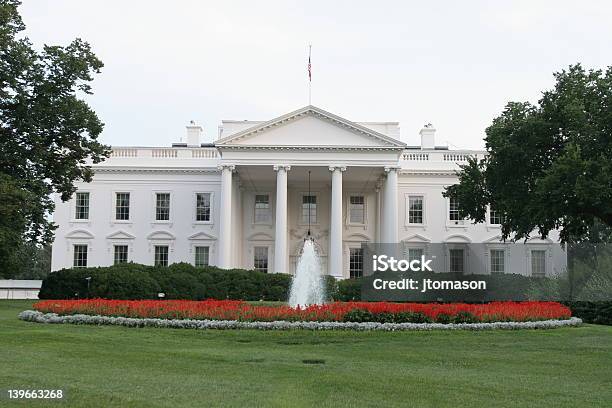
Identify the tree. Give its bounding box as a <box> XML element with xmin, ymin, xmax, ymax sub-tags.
<box><xmin>444</xmin><ymin>64</ymin><xmax>612</xmax><ymax>243</ymax></box>
<box><xmin>0</xmin><ymin>0</ymin><xmax>109</xmax><ymax>276</ymax></box>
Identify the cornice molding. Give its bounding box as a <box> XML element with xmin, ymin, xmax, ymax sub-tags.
<box><xmin>93</xmin><ymin>167</ymin><xmax>220</xmax><ymax>174</ymax></box>
<box><xmin>215</xmin><ymin>145</ymin><xmax>404</xmax><ymax>152</ymax></box>
<box><xmin>398</xmin><ymin>170</ymin><xmax>458</xmax><ymax>176</ymax></box>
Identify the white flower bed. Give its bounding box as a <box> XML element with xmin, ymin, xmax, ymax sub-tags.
<box><xmin>19</xmin><ymin>310</ymin><xmax>582</xmax><ymax>331</ymax></box>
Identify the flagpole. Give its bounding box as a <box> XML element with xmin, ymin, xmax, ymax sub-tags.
<box><xmin>308</xmin><ymin>44</ymin><xmax>312</xmax><ymax>105</ymax></box>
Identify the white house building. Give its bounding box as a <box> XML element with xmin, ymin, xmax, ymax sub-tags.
<box><xmin>51</xmin><ymin>105</ymin><xmax>565</xmax><ymax>279</ymax></box>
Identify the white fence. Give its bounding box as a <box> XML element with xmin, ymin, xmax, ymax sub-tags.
<box><xmin>0</xmin><ymin>280</ymin><xmax>42</xmax><ymax>300</ymax></box>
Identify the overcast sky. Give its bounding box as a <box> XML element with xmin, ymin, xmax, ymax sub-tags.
<box><xmin>20</xmin><ymin>1</ymin><xmax>612</xmax><ymax>149</ymax></box>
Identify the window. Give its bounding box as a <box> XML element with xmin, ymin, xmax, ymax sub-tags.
<box><xmin>449</xmin><ymin>249</ymin><xmax>464</xmax><ymax>273</ymax></box>
<box><xmin>302</xmin><ymin>195</ymin><xmax>317</xmax><ymax>224</ymax></box>
<box><xmin>489</xmin><ymin>208</ymin><xmax>503</xmax><ymax>225</ymax></box>
<box><xmin>196</xmin><ymin>193</ymin><xmax>211</xmax><ymax>222</ymax></box>
<box><xmin>115</xmin><ymin>193</ymin><xmax>130</xmax><ymax>220</ymax></box>
<box><xmin>114</xmin><ymin>245</ymin><xmax>128</xmax><ymax>264</ymax></box>
<box><xmin>73</xmin><ymin>244</ymin><xmax>88</xmax><ymax>267</ymax></box>
<box><xmin>490</xmin><ymin>249</ymin><xmax>505</xmax><ymax>274</ymax></box>
<box><xmin>254</xmin><ymin>194</ymin><xmax>271</xmax><ymax>224</ymax></box>
<box><xmin>349</xmin><ymin>195</ymin><xmax>365</xmax><ymax>224</ymax></box>
<box><xmin>156</xmin><ymin>193</ymin><xmax>170</xmax><ymax>221</ymax></box>
<box><xmin>154</xmin><ymin>245</ymin><xmax>169</xmax><ymax>266</ymax></box>
<box><xmin>408</xmin><ymin>196</ymin><xmax>424</xmax><ymax>224</ymax></box>
<box><xmin>349</xmin><ymin>247</ymin><xmax>364</xmax><ymax>279</ymax></box>
<box><xmin>531</xmin><ymin>250</ymin><xmax>546</xmax><ymax>277</ymax></box>
<box><xmin>195</xmin><ymin>246</ymin><xmax>209</xmax><ymax>267</ymax></box>
<box><xmin>407</xmin><ymin>248</ymin><xmax>424</xmax><ymax>263</ymax></box>
<box><xmin>75</xmin><ymin>192</ymin><xmax>90</xmax><ymax>220</ymax></box>
<box><xmin>449</xmin><ymin>197</ymin><xmax>461</xmax><ymax>222</ymax></box>
<box><xmin>253</xmin><ymin>246</ymin><xmax>268</xmax><ymax>273</ymax></box>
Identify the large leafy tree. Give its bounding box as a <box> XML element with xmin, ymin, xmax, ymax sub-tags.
<box><xmin>444</xmin><ymin>64</ymin><xmax>612</xmax><ymax>243</ymax></box>
<box><xmin>0</xmin><ymin>0</ymin><xmax>109</xmax><ymax>276</ymax></box>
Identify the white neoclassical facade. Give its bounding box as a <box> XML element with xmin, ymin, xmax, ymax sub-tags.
<box><xmin>51</xmin><ymin>105</ymin><xmax>565</xmax><ymax>278</ymax></box>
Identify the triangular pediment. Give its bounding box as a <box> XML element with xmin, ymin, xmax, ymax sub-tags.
<box><xmin>402</xmin><ymin>234</ymin><xmax>431</xmax><ymax>243</ymax></box>
<box><xmin>106</xmin><ymin>230</ymin><xmax>136</xmax><ymax>240</ymax></box>
<box><xmin>147</xmin><ymin>230</ymin><xmax>176</xmax><ymax>240</ymax></box>
<box><xmin>188</xmin><ymin>232</ymin><xmax>217</xmax><ymax>241</ymax></box>
<box><xmin>65</xmin><ymin>229</ymin><xmax>94</xmax><ymax>239</ymax></box>
<box><xmin>246</xmin><ymin>232</ymin><xmax>274</xmax><ymax>241</ymax></box>
<box><xmin>484</xmin><ymin>235</ymin><xmax>505</xmax><ymax>244</ymax></box>
<box><xmin>215</xmin><ymin>106</ymin><xmax>405</xmax><ymax>149</ymax></box>
<box><xmin>444</xmin><ymin>234</ymin><xmax>472</xmax><ymax>244</ymax></box>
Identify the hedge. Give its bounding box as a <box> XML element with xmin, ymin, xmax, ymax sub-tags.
<box><xmin>38</xmin><ymin>263</ymin><xmax>352</xmax><ymax>302</ymax></box>
<box><xmin>563</xmin><ymin>301</ymin><xmax>612</xmax><ymax>325</ymax></box>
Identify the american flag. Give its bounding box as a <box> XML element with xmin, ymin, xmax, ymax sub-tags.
<box><xmin>308</xmin><ymin>46</ymin><xmax>312</xmax><ymax>82</ymax></box>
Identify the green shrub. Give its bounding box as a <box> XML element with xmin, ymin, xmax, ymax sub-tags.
<box><xmin>322</xmin><ymin>275</ymin><xmax>338</xmax><ymax>301</ymax></box>
<box><xmin>453</xmin><ymin>311</ymin><xmax>478</xmax><ymax>324</ymax></box>
<box><xmin>564</xmin><ymin>301</ymin><xmax>612</xmax><ymax>325</ymax></box>
<box><xmin>39</xmin><ymin>263</ymin><xmax>292</xmax><ymax>301</ymax></box>
<box><xmin>342</xmin><ymin>308</ymin><xmax>374</xmax><ymax>322</ymax></box>
<box><xmin>435</xmin><ymin>313</ymin><xmax>453</xmax><ymax>324</ymax></box>
<box><xmin>406</xmin><ymin>312</ymin><xmax>432</xmax><ymax>323</ymax></box>
<box><xmin>336</xmin><ymin>278</ymin><xmax>361</xmax><ymax>301</ymax></box>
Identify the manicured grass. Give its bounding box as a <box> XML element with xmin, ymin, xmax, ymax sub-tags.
<box><xmin>1</xmin><ymin>301</ymin><xmax>611</xmax><ymax>408</ymax></box>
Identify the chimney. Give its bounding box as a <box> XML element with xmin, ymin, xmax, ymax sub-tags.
<box><xmin>419</xmin><ymin>123</ymin><xmax>435</xmax><ymax>149</ymax></box>
<box><xmin>186</xmin><ymin>120</ymin><xmax>203</xmax><ymax>147</ymax></box>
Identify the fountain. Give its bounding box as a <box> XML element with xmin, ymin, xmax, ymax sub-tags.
<box><xmin>288</xmin><ymin>238</ymin><xmax>325</xmax><ymax>307</ymax></box>
<box><xmin>288</xmin><ymin>170</ymin><xmax>326</xmax><ymax>308</ymax></box>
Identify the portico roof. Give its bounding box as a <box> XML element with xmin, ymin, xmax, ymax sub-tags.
<box><xmin>215</xmin><ymin>105</ymin><xmax>406</xmax><ymax>150</ymax></box>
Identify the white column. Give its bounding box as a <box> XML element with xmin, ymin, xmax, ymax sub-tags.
<box><xmin>375</xmin><ymin>181</ymin><xmax>382</xmax><ymax>243</ymax></box>
<box><xmin>217</xmin><ymin>164</ymin><xmax>235</xmax><ymax>269</ymax></box>
<box><xmin>273</xmin><ymin>165</ymin><xmax>290</xmax><ymax>273</ymax></box>
<box><xmin>383</xmin><ymin>166</ymin><xmax>399</xmax><ymax>243</ymax></box>
<box><xmin>329</xmin><ymin>166</ymin><xmax>346</xmax><ymax>278</ymax></box>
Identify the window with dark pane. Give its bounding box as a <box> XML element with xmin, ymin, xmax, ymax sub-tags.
<box><xmin>156</xmin><ymin>193</ymin><xmax>170</xmax><ymax>221</ymax></box>
<box><xmin>195</xmin><ymin>246</ymin><xmax>209</xmax><ymax>267</ymax></box>
<box><xmin>196</xmin><ymin>193</ymin><xmax>211</xmax><ymax>221</ymax></box>
<box><xmin>73</xmin><ymin>244</ymin><xmax>88</xmax><ymax>267</ymax></box>
<box><xmin>115</xmin><ymin>193</ymin><xmax>130</xmax><ymax>220</ymax></box>
<box><xmin>349</xmin><ymin>247</ymin><xmax>364</xmax><ymax>279</ymax></box>
<box><xmin>489</xmin><ymin>208</ymin><xmax>503</xmax><ymax>225</ymax></box>
<box><xmin>349</xmin><ymin>195</ymin><xmax>365</xmax><ymax>224</ymax></box>
<box><xmin>253</xmin><ymin>246</ymin><xmax>268</xmax><ymax>273</ymax></box>
<box><xmin>302</xmin><ymin>195</ymin><xmax>317</xmax><ymax>224</ymax></box>
<box><xmin>75</xmin><ymin>192</ymin><xmax>89</xmax><ymax>220</ymax></box>
<box><xmin>449</xmin><ymin>197</ymin><xmax>461</xmax><ymax>221</ymax></box>
<box><xmin>154</xmin><ymin>245</ymin><xmax>169</xmax><ymax>266</ymax></box>
<box><xmin>449</xmin><ymin>248</ymin><xmax>464</xmax><ymax>273</ymax></box>
<box><xmin>408</xmin><ymin>196</ymin><xmax>424</xmax><ymax>224</ymax></box>
<box><xmin>254</xmin><ymin>194</ymin><xmax>271</xmax><ymax>224</ymax></box>
<box><xmin>490</xmin><ymin>249</ymin><xmax>504</xmax><ymax>274</ymax></box>
<box><xmin>114</xmin><ymin>245</ymin><xmax>128</xmax><ymax>264</ymax></box>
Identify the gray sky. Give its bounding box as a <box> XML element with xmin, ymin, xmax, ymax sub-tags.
<box><xmin>20</xmin><ymin>1</ymin><xmax>612</xmax><ymax>149</ymax></box>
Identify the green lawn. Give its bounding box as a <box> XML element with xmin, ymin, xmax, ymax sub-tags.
<box><xmin>0</xmin><ymin>301</ymin><xmax>611</xmax><ymax>408</ymax></box>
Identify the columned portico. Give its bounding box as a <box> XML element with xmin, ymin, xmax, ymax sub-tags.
<box><xmin>218</xmin><ymin>164</ymin><xmax>235</xmax><ymax>268</ymax></box>
<box><xmin>382</xmin><ymin>166</ymin><xmax>399</xmax><ymax>243</ymax></box>
<box><xmin>213</xmin><ymin>106</ymin><xmax>406</xmax><ymax>277</ymax></box>
<box><xmin>273</xmin><ymin>165</ymin><xmax>290</xmax><ymax>273</ymax></box>
<box><xmin>329</xmin><ymin>166</ymin><xmax>346</xmax><ymax>278</ymax></box>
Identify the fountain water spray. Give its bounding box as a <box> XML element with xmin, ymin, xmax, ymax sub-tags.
<box><xmin>288</xmin><ymin>170</ymin><xmax>326</xmax><ymax>307</ymax></box>
<box><xmin>288</xmin><ymin>239</ymin><xmax>325</xmax><ymax>307</ymax></box>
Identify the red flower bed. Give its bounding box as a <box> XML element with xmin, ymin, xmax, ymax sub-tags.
<box><xmin>33</xmin><ymin>299</ymin><xmax>571</xmax><ymax>323</ymax></box>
